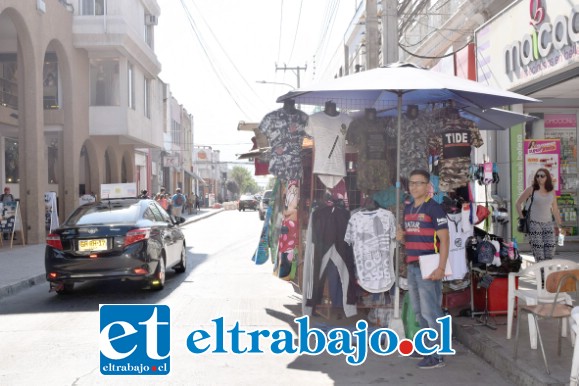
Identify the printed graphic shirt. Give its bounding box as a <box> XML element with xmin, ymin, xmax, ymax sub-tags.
<box><xmin>445</xmin><ymin>212</ymin><xmax>470</xmax><ymax>280</ymax></box>
<box><xmin>344</xmin><ymin>208</ymin><xmax>397</xmax><ymax>293</ymax></box>
<box><xmin>386</xmin><ymin>112</ymin><xmax>437</xmax><ymax>179</ymax></box>
<box><xmin>306</xmin><ymin>112</ymin><xmax>352</xmax><ymax>188</ymax></box>
<box><xmin>429</xmin><ymin>118</ymin><xmax>483</xmax><ymax>190</ymax></box>
<box><xmin>259</xmin><ymin>107</ymin><xmax>309</xmax><ymax>181</ymax></box>
<box><xmin>347</xmin><ymin>116</ymin><xmax>391</xmax><ymax>191</ymax></box>
<box><xmin>403</xmin><ymin>199</ymin><xmax>449</xmax><ymax>263</ymax></box>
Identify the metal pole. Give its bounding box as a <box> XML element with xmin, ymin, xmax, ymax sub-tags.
<box><xmin>394</xmin><ymin>92</ymin><xmax>402</xmax><ymax>319</ymax></box>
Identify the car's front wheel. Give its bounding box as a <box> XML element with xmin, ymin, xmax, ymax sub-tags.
<box><xmin>150</xmin><ymin>256</ymin><xmax>166</xmax><ymax>290</ymax></box>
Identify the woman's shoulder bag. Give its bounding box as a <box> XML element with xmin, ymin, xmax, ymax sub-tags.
<box><xmin>517</xmin><ymin>189</ymin><xmax>535</xmax><ymax>233</ymax></box>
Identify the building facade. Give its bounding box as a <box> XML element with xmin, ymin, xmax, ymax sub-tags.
<box><xmin>0</xmin><ymin>0</ymin><xmax>165</xmax><ymax>243</ymax></box>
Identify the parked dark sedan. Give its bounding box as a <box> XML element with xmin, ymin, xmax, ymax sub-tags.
<box><xmin>45</xmin><ymin>198</ymin><xmax>187</xmax><ymax>294</ymax></box>
<box><xmin>238</xmin><ymin>194</ymin><xmax>258</xmax><ymax>211</ymax></box>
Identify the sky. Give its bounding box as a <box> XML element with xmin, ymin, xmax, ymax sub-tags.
<box><xmin>155</xmin><ymin>0</ymin><xmax>358</xmax><ymax>164</ymax></box>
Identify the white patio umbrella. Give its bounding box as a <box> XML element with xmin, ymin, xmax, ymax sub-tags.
<box><xmin>459</xmin><ymin>107</ymin><xmax>538</xmax><ymax>131</ymax></box>
<box><xmin>378</xmin><ymin>105</ymin><xmax>538</xmax><ymax>130</ymax></box>
<box><xmin>277</xmin><ymin>62</ymin><xmax>540</xmax><ymax>327</ymax></box>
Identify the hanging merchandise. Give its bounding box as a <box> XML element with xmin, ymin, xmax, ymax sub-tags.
<box><xmin>305</xmin><ymin>101</ymin><xmax>352</xmax><ymax>188</ymax></box>
<box><xmin>253</xmin><ymin>204</ymin><xmax>273</xmax><ymax>265</ymax></box>
<box><xmin>259</xmin><ymin>99</ymin><xmax>308</xmax><ymax>181</ymax></box>
<box><xmin>393</xmin><ymin>106</ymin><xmax>438</xmax><ymax>179</ymax></box>
<box><xmin>445</xmin><ymin>212</ymin><xmax>470</xmax><ymax>280</ymax></box>
<box><xmin>303</xmin><ymin>202</ymin><xmax>358</xmax><ymax>318</ymax></box>
<box><xmin>428</xmin><ymin>109</ymin><xmax>484</xmax><ymax>191</ymax></box>
<box><xmin>347</xmin><ymin>108</ymin><xmax>392</xmax><ymax>191</ymax></box>
<box><xmin>275</xmin><ymin>180</ymin><xmax>300</xmax><ymax>280</ymax></box>
<box><xmin>344</xmin><ymin>207</ymin><xmax>397</xmax><ymax>293</ymax></box>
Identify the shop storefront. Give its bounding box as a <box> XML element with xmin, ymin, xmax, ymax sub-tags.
<box><xmin>476</xmin><ymin>0</ymin><xmax>579</xmax><ymax>243</ymax></box>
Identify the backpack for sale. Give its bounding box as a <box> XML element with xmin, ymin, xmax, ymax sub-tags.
<box><xmin>174</xmin><ymin>194</ymin><xmax>184</xmax><ymax>206</ymax></box>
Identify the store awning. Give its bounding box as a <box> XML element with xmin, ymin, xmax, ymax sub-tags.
<box><xmin>184</xmin><ymin>170</ymin><xmax>206</xmax><ymax>185</ymax></box>
<box><xmin>237</xmin><ymin>147</ymin><xmax>270</xmax><ymax>160</ymax></box>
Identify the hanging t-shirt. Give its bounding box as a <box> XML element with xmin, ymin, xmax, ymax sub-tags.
<box><xmin>445</xmin><ymin>212</ymin><xmax>470</xmax><ymax>280</ymax></box>
<box><xmin>306</xmin><ymin>112</ymin><xmax>352</xmax><ymax>188</ymax></box>
<box><xmin>347</xmin><ymin>116</ymin><xmax>391</xmax><ymax>191</ymax></box>
<box><xmin>259</xmin><ymin>107</ymin><xmax>309</xmax><ymax>181</ymax></box>
<box><xmin>344</xmin><ymin>208</ymin><xmax>397</xmax><ymax>293</ymax></box>
<box><xmin>428</xmin><ymin>118</ymin><xmax>483</xmax><ymax>190</ymax></box>
<box><xmin>386</xmin><ymin>111</ymin><xmax>438</xmax><ymax>178</ymax></box>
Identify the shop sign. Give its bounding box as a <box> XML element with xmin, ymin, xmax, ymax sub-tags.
<box><xmin>477</xmin><ymin>1</ymin><xmax>579</xmax><ymax>89</ymax></box>
<box><xmin>503</xmin><ymin>2</ymin><xmax>579</xmax><ymax>75</ymax></box>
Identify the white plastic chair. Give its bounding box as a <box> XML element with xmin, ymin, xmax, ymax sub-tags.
<box><xmin>570</xmin><ymin>307</ymin><xmax>579</xmax><ymax>386</ymax></box>
<box><xmin>514</xmin><ymin>269</ymin><xmax>579</xmax><ymax>374</ymax></box>
<box><xmin>507</xmin><ymin>259</ymin><xmax>579</xmax><ymax>348</ymax></box>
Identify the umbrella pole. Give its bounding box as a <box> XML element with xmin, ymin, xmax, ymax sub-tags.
<box><xmin>394</xmin><ymin>93</ymin><xmax>402</xmax><ymax>319</ymax></box>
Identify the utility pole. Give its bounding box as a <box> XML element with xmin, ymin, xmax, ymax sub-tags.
<box><xmin>382</xmin><ymin>0</ymin><xmax>399</xmax><ymax>65</ymax></box>
<box><xmin>275</xmin><ymin>64</ymin><xmax>307</xmax><ymax>89</ymax></box>
<box><xmin>366</xmin><ymin>0</ymin><xmax>379</xmax><ymax>70</ymax></box>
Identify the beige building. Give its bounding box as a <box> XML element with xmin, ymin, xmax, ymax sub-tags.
<box><xmin>0</xmin><ymin>0</ymin><xmax>165</xmax><ymax>243</ymax></box>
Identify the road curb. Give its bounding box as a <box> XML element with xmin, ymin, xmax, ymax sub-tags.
<box><xmin>182</xmin><ymin>208</ymin><xmax>224</xmax><ymax>225</ymax></box>
<box><xmin>0</xmin><ymin>273</ymin><xmax>46</xmax><ymax>300</ymax></box>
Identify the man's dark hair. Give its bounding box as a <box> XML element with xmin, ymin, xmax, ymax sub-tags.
<box><xmin>409</xmin><ymin>169</ymin><xmax>430</xmax><ymax>182</ymax></box>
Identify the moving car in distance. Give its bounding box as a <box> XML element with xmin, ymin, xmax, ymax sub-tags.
<box><xmin>258</xmin><ymin>190</ymin><xmax>273</xmax><ymax>220</ymax></box>
<box><xmin>45</xmin><ymin>198</ymin><xmax>187</xmax><ymax>294</ymax></box>
<box><xmin>238</xmin><ymin>194</ymin><xmax>258</xmax><ymax>211</ymax></box>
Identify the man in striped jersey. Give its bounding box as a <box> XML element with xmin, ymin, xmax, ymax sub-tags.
<box><xmin>397</xmin><ymin>169</ymin><xmax>450</xmax><ymax>369</ymax></box>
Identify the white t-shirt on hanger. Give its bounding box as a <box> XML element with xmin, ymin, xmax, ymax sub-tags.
<box><xmin>306</xmin><ymin>111</ymin><xmax>352</xmax><ymax>188</ymax></box>
<box><xmin>445</xmin><ymin>212</ymin><xmax>471</xmax><ymax>281</ymax></box>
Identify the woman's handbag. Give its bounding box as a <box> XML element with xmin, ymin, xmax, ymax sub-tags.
<box><xmin>517</xmin><ymin>190</ymin><xmax>535</xmax><ymax>233</ymax></box>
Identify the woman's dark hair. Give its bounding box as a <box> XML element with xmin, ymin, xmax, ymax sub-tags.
<box><xmin>409</xmin><ymin>169</ymin><xmax>430</xmax><ymax>182</ymax></box>
<box><xmin>532</xmin><ymin>168</ymin><xmax>554</xmax><ymax>191</ymax></box>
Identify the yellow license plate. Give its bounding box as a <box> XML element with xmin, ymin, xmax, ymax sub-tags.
<box><xmin>78</xmin><ymin>239</ymin><xmax>107</xmax><ymax>251</ymax></box>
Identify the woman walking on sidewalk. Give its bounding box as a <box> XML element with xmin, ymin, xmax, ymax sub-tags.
<box><xmin>515</xmin><ymin>168</ymin><xmax>563</xmax><ymax>261</ymax></box>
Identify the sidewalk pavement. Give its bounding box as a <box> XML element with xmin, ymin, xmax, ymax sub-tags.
<box><xmin>0</xmin><ymin>207</ymin><xmax>224</xmax><ymax>300</ymax></box>
<box><xmin>0</xmin><ymin>214</ymin><xmax>577</xmax><ymax>385</ymax></box>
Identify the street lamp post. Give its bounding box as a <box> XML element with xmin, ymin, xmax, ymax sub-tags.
<box><xmin>255</xmin><ymin>80</ymin><xmax>296</xmax><ymax>90</ymax></box>
<box><xmin>256</xmin><ymin>80</ymin><xmax>300</xmax><ymax>108</ymax></box>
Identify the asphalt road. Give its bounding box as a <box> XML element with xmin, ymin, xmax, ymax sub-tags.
<box><xmin>0</xmin><ymin>210</ymin><xmax>513</xmax><ymax>385</ymax></box>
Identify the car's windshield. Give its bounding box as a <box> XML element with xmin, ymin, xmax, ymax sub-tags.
<box><xmin>263</xmin><ymin>191</ymin><xmax>272</xmax><ymax>199</ymax></box>
<box><xmin>64</xmin><ymin>202</ymin><xmax>141</xmax><ymax>225</ymax></box>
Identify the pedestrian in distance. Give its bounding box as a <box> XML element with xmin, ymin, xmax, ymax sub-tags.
<box><xmin>195</xmin><ymin>195</ymin><xmax>201</xmax><ymax>211</ymax></box>
<box><xmin>171</xmin><ymin>188</ymin><xmax>186</xmax><ymax>218</ymax></box>
<box><xmin>0</xmin><ymin>187</ymin><xmax>14</xmax><ymax>204</ymax></box>
<box><xmin>515</xmin><ymin>168</ymin><xmax>563</xmax><ymax>261</ymax></box>
<box><xmin>138</xmin><ymin>189</ymin><xmax>149</xmax><ymax>199</ymax></box>
<box><xmin>396</xmin><ymin>169</ymin><xmax>450</xmax><ymax>369</ymax></box>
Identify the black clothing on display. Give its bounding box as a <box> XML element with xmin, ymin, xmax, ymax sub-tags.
<box><xmin>308</xmin><ymin>205</ymin><xmax>358</xmax><ymax>308</ymax></box>
<box><xmin>324</xmin><ymin>101</ymin><xmax>339</xmax><ymax>117</ymax></box>
<box><xmin>347</xmin><ymin>110</ymin><xmax>391</xmax><ymax>192</ymax></box>
<box><xmin>283</xmin><ymin>98</ymin><xmax>296</xmax><ymax>112</ymax></box>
